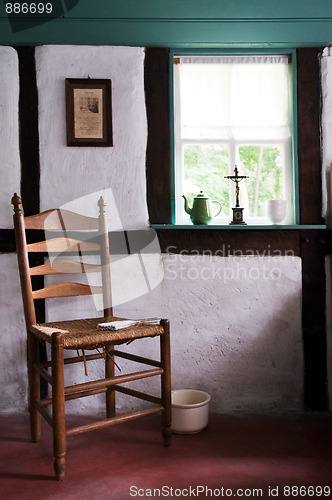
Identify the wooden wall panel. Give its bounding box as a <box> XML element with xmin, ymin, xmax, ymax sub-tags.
<box><xmin>144</xmin><ymin>48</ymin><xmax>172</xmax><ymax>224</ymax></box>
<box><xmin>297</xmin><ymin>48</ymin><xmax>323</xmax><ymax>225</ymax></box>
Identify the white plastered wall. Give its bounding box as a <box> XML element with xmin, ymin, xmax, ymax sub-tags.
<box><xmin>0</xmin><ymin>47</ymin><xmax>27</xmax><ymax>414</ymax></box>
<box><xmin>0</xmin><ymin>46</ymin><xmax>20</xmax><ymax>228</ymax></box>
<box><xmin>321</xmin><ymin>48</ymin><xmax>332</xmax><ymax>410</ymax></box>
<box><xmin>0</xmin><ymin>44</ymin><xmax>306</xmax><ymax>415</ymax></box>
<box><xmin>116</xmin><ymin>254</ymin><xmax>303</xmax><ymax>413</ymax></box>
<box><xmin>36</xmin><ymin>45</ymin><xmax>149</xmax><ymax>230</ymax></box>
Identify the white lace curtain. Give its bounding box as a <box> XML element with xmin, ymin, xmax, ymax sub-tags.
<box><xmin>176</xmin><ymin>55</ymin><xmax>291</xmax><ymax>141</ymax></box>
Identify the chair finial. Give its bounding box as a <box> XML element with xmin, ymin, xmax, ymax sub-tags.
<box><xmin>11</xmin><ymin>193</ymin><xmax>22</xmax><ymax>205</ymax></box>
<box><xmin>98</xmin><ymin>196</ymin><xmax>106</xmax><ymax>216</ymax></box>
<box><xmin>11</xmin><ymin>193</ymin><xmax>22</xmax><ymax>215</ymax></box>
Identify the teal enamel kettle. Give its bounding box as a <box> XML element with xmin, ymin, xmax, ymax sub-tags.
<box><xmin>182</xmin><ymin>191</ymin><xmax>222</xmax><ymax>225</ymax></box>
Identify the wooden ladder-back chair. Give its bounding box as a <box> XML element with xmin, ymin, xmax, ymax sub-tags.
<box><xmin>12</xmin><ymin>193</ymin><xmax>171</xmax><ymax>481</ymax></box>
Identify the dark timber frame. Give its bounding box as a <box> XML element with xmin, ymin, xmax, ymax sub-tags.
<box><xmin>144</xmin><ymin>47</ymin><xmax>329</xmax><ymax>410</ymax></box>
<box><xmin>0</xmin><ymin>46</ymin><xmax>328</xmax><ymax>410</ymax></box>
<box><xmin>14</xmin><ymin>47</ymin><xmax>47</xmax><ymax>395</ymax></box>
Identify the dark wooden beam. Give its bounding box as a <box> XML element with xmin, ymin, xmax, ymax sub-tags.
<box><xmin>144</xmin><ymin>48</ymin><xmax>172</xmax><ymax>224</ymax></box>
<box><xmin>301</xmin><ymin>230</ymin><xmax>329</xmax><ymax>410</ymax></box>
<box><xmin>0</xmin><ymin>229</ymin><xmax>16</xmax><ymax>253</ymax></box>
<box><xmin>15</xmin><ymin>47</ymin><xmax>47</xmax><ymax>397</ymax></box>
<box><xmin>297</xmin><ymin>48</ymin><xmax>328</xmax><ymax>410</ymax></box>
<box><xmin>15</xmin><ymin>47</ymin><xmax>40</xmax><ymax>216</ymax></box>
<box><xmin>156</xmin><ymin>229</ymin><xmax>301</xmax><ymax>256</ymax></box>
<box><xmin>15</xmin><ymin>46</ymin><xmax>44</xmax><ymax>323</ymax></box>
<box><xmin>297</xmin><ymin>48</ymin><xmax>323</xmax><ymax>225</ymax></box>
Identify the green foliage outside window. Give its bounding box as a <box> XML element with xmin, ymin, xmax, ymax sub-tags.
<box><xmin>183</xmin><ymin>143</ymin><xmax>284</xmax><ymax>219</ymax></box>
<box><xmin>183</xmin><ymin>144</ymin><xmax>230</xmax><ymax>216</ymax></box>
<box><xmin>239</xmin><ymin>145</ymin><xmax>284</xmax><ymax>217</ymax></box>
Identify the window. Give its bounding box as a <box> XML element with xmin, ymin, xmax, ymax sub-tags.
<box><xmin>172</xmin><ymin>53</ymin><xmax>297</xmax><ymax>225</ymax></box>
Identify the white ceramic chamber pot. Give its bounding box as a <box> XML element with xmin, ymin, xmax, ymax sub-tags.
<box><xmin>171</xmin><ymin>389</ymin><xmax>211</xmax><ymax>434</ymax></box>
<box><xmin>266</xmin><ymin>199</ymin><xmax>287</xmax><ymax>224</ymax></box>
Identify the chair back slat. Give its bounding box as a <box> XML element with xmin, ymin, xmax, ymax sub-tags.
<box><xmin>30</xmin><ymin>260</ymin><xmax>101</xmax><ymax>276</ymax></box>
<box><xmin>11</xmin><ymin>192</ymin><xmax>113</xmax><ymax>329</ymax></box>
<box><xmin>26</xmin><ymin>238</ymin><xmax>100</xmax><ymax>253</ymax></box>
<box><xmin>24</xmin><ymin>209</ymin><xmax>99</xmax><ymax>230</ymax></box>
<box><xmin>32</xmin><ymin>282</ymin><xmax>102</xmax><ymax>300</ymax></box>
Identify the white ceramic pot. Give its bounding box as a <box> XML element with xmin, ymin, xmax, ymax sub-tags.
<box><xmin>171</xmin><ymin>389</ymin><xmax>211</xmax><ymax>434</ymax></box>
<box><xmin>266</xmin><ymin>199</ymin><xmax>287</xmax><ymax>224</ymax></box>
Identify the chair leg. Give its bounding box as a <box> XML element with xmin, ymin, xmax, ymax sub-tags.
<box><xmin>28</xmin><ymin>332</ymin><xmax>41</xmax><ymax>443</ymax></box>
<box><xmin>51</xmin><ymin>332</ymin><xmax>66</xmax><ymax>481</ymax></box>
<box><xmin>105</xmin><ymin>345</ymin><xmax>115</xmax><ymax>418</ymax></box>
<box><xmin>160</xmin><ymin>319</ymin><xmax>172</xmax><ymax>447</ymax></box>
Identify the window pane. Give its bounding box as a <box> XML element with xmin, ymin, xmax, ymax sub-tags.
<box><xmin>238</xmin><ymin>145</ymin><xmax>284</xmax><ymax>217</ymax></box>
<box><xmin>179</xmin><ymin>59</ymin><xmax>290</xmax><ymax>141</ymax></box>
<box><xmin>174</xmin><ymin>54</ymin><xmax>294</xmax><ymax>224</ymax></box>
<box><xmin>183</xmin><ymin>144</ymin><xmax>230</xmax><ymax>216</ymax></box>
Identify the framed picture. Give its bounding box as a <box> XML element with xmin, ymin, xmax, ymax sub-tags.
<box><xmin>65</xmin><ymin>78</ymin><xmax>113</xmax><ymax>147</ymax></box>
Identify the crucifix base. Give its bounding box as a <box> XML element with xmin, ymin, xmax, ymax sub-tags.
<box><xmin>229</xmin><ymin>207</ymin><xmax>247</xmax><ymax>225</ymax></box>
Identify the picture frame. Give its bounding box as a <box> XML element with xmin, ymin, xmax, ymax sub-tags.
<box><xmin>65</xmin><ymin>78</ymin><xmax>113</xmax><ymax>147</ymax></box>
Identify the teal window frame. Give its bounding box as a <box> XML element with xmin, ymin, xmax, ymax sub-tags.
<box><xmin>169</xmin><ymin>48</ymin><xmax>300</xmax><ymax>227</ymax></box>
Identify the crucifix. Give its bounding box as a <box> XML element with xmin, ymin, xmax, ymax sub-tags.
<box><xmin>225</xmin><ymin>166</ymin><xmax>249</xmax><ymax>225</ymax></box>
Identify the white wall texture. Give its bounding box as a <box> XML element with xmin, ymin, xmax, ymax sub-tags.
<box><xmin>115</xmin><ymin>254</ymin><xmax>303</xmax><ymax>413</ymax></box>
<box><xmin>0</xmin><ymin>254</ymin><xmax>27</xmax><ymax>413</ymax></box>
<box><xmin>36</xmin><ymin>45</ymin><xmax>149</xmax><ymax>230</ymax></box>
<box><xmin>0</xmin><ymin>44</ymin><xmax>316</xmax><ymax>416</ymax></box>
<box><xmin>0</xmin><ymin>46</ymin><xmax>20</xmax><ymax>228</ymax></box>
<box><xmin>0</xmin><ymin>47</ymin><xmax>26</xmax><ymax>414</ymax></box>
<box><xmin>321</xmin><ymin>48</ymin><xmax>332</xmax><ymax>410</ymax></box>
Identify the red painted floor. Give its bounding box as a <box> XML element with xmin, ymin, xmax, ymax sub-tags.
<box><xmin>1</xmin><ymin>413</ymin><xmax>332</xmax><ymax>499</ymax></box>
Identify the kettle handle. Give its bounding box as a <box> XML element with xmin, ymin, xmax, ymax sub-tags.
<box><xmin>212</xmin><ymin>200</ymin><xmax>222</xmax><ymax>217</ymax></box>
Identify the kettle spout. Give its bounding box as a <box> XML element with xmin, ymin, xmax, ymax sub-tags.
<box><xmin>182</xmin><ymin>195</ymin><xmax>192</xmax><ymax>215</ymax></box>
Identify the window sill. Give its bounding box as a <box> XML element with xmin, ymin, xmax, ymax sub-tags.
<box><xmin>151</xmin><ymin>224</ymin><xmax>326</xmax><ymax>230</ymax></box>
